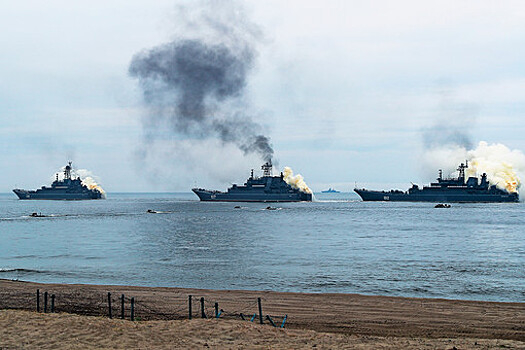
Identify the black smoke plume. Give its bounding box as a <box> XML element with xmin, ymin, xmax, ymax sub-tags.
<box><xmin>421</xmin><ymin>87</ymin><xmax>477</xmax><ymax>150</ymax></box>
<box><xmin>129</xmin><ymin>6</ymin><xmax>273</xmax><ymax>163</ymax></box>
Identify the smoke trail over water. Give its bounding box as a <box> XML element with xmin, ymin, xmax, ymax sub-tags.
<box><xmin>129</xmin><ymin>1</ymin><xmax>274</xmax><ymax>163</ymax></box>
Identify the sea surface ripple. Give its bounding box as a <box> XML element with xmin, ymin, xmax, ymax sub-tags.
<box><xmin>1</xmin><ymin>193</ymin><xmax>524</xmax><ymax>302</ymax></box>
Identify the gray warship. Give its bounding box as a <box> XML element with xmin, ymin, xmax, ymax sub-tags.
<box><xmin>13</xmin><ymin>162</ymin><xmax>104</xmax><ymax>200</ymax></box>
<box><xmin>192</xmin><ymin>162</ymin><xmax>313</xmax><ymax>202</ymax></box>
<box><xmin>354</xmin><ymin>161</ymin><xmax>519</xmax><ymax>203</ymax></box>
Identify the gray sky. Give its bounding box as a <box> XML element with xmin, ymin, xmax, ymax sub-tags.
<box><xmin>1</xmin><ymin>0</ymin><xmax>525</xmax><ymax>192</ymax></box>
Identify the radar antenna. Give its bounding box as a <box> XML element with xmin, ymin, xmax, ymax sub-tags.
<box><xmin>261</xmin><ymin>161</ymin><xmax>272</xmax><ymax>177</ymax></box>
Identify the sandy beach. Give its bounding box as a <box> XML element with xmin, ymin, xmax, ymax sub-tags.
<box><xmin>1</xmin><ymin>279</ymin><xmax>524</xmax><ymax>349</ymax></box>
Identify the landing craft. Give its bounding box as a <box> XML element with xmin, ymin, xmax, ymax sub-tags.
<box><xmin>192</xmin><ymin>162</ymin><xmax>313</xmax><ymax>202</ymax></box>
<box><xmin>13</xmin><ymin>162</ymin><xmax>104</xmax><ymax>200</ymax></box>
<box><xmin>354</xmin><ymin>161</ymin><xmax>519</xmax><ymax>203</ymax></box>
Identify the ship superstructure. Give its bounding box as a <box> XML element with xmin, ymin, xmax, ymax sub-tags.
<box><xmin>192</xmin><ymin>162</ymin><xmax>312</xmax><ymax>202</ymax></box>
<box><xmin>354</xmin><ymin>161</ymin><xmax>519</xmax><ymax>203</ymax></box>
<box><xmin>13</xmin><ymin>162</ymin><xmax>104</xmax><ymax>200</ymax></box>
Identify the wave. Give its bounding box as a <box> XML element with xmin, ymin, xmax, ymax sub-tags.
<box><xmin>0</xmin><ymin>268</ymin><xmax>42</xmax><ymax>274</ymax></box>
<box><xmin>0</xmin><ymin>212</ymin><xmax>144</xmax><ymax>221</ymax></box>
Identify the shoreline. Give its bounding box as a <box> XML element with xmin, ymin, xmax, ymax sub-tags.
<box><xmin>1</xmin><ymin>279</ymin><xmax>524</xmax><ymax>342</ymax></box>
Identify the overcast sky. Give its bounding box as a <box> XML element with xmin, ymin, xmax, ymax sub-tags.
<box><xmin>1</xmin><ymin>0</ymin><xmax>525</xmax><ymax>192</ymax></box>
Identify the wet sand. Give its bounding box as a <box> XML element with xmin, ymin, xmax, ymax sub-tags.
<box><xmin>1</xmin><ymin>279</ymin><xmax>524</xmax><ymax>348</ymax></box>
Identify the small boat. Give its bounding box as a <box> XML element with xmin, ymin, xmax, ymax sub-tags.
<box><xmin>434</xmin><ymin>204</ymin><xmax>451</xmax><ymax>208</ymax></box>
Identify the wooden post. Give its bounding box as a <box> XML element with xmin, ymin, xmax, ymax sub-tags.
<box><xmin>130</xmin><ymin>297</ymin><xmax>135</xmax><ymax>321</ymax></box>
<box><xmin>44</xmin><ymin>291</ymin><xmax>48</xmax><ymax>313</ymax></box>
<box><xmin>200</xmin><ymin>297</ymin><xmax>206</xmax><ymax>318</ymax></box>
<box><xmin>257</xmin><ymin>297</ymin><xmax>263</xmax><ymax>324</ymax></box>
<box><xmin>214</xmin><ymin>302</ymin><xmax>219</xmax><ymax>318</ymax></box>
<box><xmin>120</xmin><ymin>294</ymin><xmax>125</xmax><ymax>319</ymax></box>
<box><xmin>188</xmin><ymin>295</ymin><xmax>192</xmax><ymax>320</ymax></box>
<box><xmin>36</xmin><ymin>289</ymin><xmax>40</xmax><ymax>312</ymax></box>
<box><xmin>107</xmin><ymin>292</ymin><xmax>112</xmax><ymax>319</ymax></box>
<box><xmin>51</xmin><ymin>294</ymin><xmax>55</xmax><ymax>313</ymax></box>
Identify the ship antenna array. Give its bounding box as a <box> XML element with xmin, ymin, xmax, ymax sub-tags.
<box><xmin>64</xmin><ymin>161</ymin><xmax>72</xmax><ymax>180</ymax></box>
<box><xmin>457</xmin><ymin>160</ymin><xmax>468</xmax><ymax>181</ymax></box>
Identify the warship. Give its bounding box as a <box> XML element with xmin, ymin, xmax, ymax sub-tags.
<box><xmin>13</xmin><ymin>162</ymin><xmax>104</xmax><ymax>200</ymax></box>
<box><xmin>321</xmin><ymin>188</ymin><xmax>340</xmax><ymax>193</ymax></box>
<box><xmin>192</xmin><ymin>162</ymin><xmax>313</xmax><ymax>202</ymax></box>
<box><xmin>354</xmin><ymin>161</ymin><xmax>519</xmax><ymax>203</ymax></box>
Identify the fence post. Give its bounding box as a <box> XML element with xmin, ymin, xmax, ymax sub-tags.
<box><xmin>215</xmin><ymin>302</ymin><xmax>219</xmax><ymax>318</ymax></box>
<box><xmin>51</xmin><ymin>294</ymin><xmax>55</xmax><ymax>313</ymax></box>
<box><xmin>266</xmin><ymin>315</ymin><xmax>277</xmax><ymax>327</ymax></box>
<box><xmin>130</xmin><ymin>297</ymin><xmax>135</xmax><ymax>321</ymax></box>
<box><xmin>257</xmin><ymin>297</ymin><xmax>263</xmax><ymax>324</ymax></box>
<box><xmin>107</xmin><ymin>292</ymin><xmax>112</xmax><ymax>319</ymax></box>
<box><xmin>200</xmin><ymin>297</ymin><xmax>206</xmax><ymax>318</ymax></box>
<box><xmin>281</xmin><ymin>314</ymin><xmax>287</xmax><ymax>328</ymax></box>
<box><xmin>44</xmin><ymin>291</ymin><xmax>48</xmax><ymax>313</ymax></box>
<box><xmin>188</xmin><ymin>295</ymin><xmax>192</xmax><ymax>320</ymax></box>
<box><xmin>121</xmin><ymin>294</ymin><xmax>125</xmax><ymax>319</ymax></box>
<box><xmin>36</xmin><ymin>289</ymin><xmax>40</xmax><ymax>312</ymax></box>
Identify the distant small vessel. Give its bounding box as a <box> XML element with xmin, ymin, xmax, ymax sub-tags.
<box><xmin>192</xmin><ymin>162</ymin><xmax>313</xmax><ymax>202</ymax></box>
<box><xmin>434</xmin><ymin>204</ymin><xmax>451</xmax><ymax>208</ymax></box>
<box><xmin>355</xmin><ymin>161</ymin><xmax>519</xmax><ymax>203</ymax></box>
<box><xmin>13</xmin><ymin>162</ymin><xmax>104</xmax><ymax>200</ymax></box>
<box><xmin>321</xmin><ymin>188</ymin><xmax>340</xmax><ymax>193</ymax></box>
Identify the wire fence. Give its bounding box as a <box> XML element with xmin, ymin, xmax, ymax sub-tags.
<box><xmin>0</xmin><ymin>288</ymin><xmax>288</xmax><ymax>328</ymax></box>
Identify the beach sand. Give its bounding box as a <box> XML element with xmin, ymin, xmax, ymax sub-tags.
<box><xmin>1</xmin><ymin>279</ymin><xmax>524</xmax><ymax>349</ymax></box>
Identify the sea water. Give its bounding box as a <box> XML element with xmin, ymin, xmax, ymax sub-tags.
<box><xmin>0</xmin><ymin>193</ymin><xmax>523</xmax><ymax>302</ymax></box>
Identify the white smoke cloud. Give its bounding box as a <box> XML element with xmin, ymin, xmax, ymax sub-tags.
<box><xmin>424</xmin><ymin>141</ymin><xmax>525</xmax><ymax>193</ymax></box>
<box><xmin>55</xmin><ymin>166</ymin><xmax>106</xmax><ymax>197</ymax></box>
<box><xmin>283</xmin><ymin>166</ymin><xmax>312</xmax><ymax>194</ymax></box>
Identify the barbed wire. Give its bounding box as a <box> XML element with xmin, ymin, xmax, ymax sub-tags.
<box><xmin>0</xmin><ymin>289</ymin><xmax>287</xmax><ymax>324</ymax></box>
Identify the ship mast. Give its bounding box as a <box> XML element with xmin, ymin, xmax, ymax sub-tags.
<box><xmin>64</xmin><ymin>161</ymin><xmax>72</xmax><ymax>180</ymax></box>
<box><xmin>261</xmin><ymin>161</ymin><xmax>272</xmax><ymax>176</ymax></box>
<box><xmin>457</xmin><ymin>160</ymin><xmax>468</xmax><ymax>183</ymax></box>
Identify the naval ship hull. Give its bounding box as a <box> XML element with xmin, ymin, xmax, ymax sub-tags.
<box><xmin>354</xmin><ymin>189</ymin><xmax>519</xmax><ymax>203</ymax></box>
<box><xmin>13</xmin><ymin>161</ymin><xmax>104</xmax><ymax>200</ymax></box>
<box><xmin>13</xmin><ymin>189</ymin><xmax>102</xmax><ymax>200</ymax></box>
<box><xmin>192</xmin><ymin>189</ymin><xmax>312</xmax><ymax>202</ymax></box>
